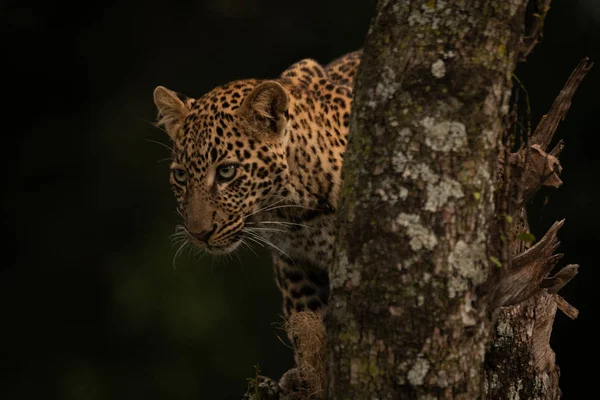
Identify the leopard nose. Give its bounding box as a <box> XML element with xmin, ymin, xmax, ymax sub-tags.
<box><xmin>189</xmin><ymin>227</ymin><xmax>214</xmax><ymax>243</ymax></box>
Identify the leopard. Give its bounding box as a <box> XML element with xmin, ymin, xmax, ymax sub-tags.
<box><xmin>152</xmin><ymin>49</ymin><xmax>362</xmax><ymax>395</ymax></box>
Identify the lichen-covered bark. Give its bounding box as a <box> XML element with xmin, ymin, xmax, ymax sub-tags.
<box><xmin>485</xmin><ymin>294</ymin><xmax>560</xmax><ymax>400</ymax></box>
<box><xmin>327</xmin><ymin>1</ymin><xmax>527</xmax><ymax>398</ymax></box>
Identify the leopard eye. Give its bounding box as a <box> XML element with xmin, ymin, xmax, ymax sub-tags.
<box><xmin>172</xmin><ymin>168</ymin><xmax>188</xmax><ymax>185</ymax></box>
<box><xmin>217</xmin><ymin>164</ymin><xmax>236</xmax><ymax>181</ymax></box>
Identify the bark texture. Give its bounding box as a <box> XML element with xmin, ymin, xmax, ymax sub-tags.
<box><xmin>485</xmin><ymin>293</ymin><xmax>560</xmax><ymax>400</ymax></box>
<box><xmin>482</xmin><ymin>58</ymin><xmax>592</xmax><ymax>399</ymax></box>
<box><xmin>327</xmin><ymin>1</ymin><xmax>527</xmax><ymax>398</ymax></box>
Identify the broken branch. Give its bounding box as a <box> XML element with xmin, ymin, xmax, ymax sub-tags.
<box><xmin>495</xmin><ymin>220</ymin><xmax>563</xmax><ymax>307</ymax></box>
<box><xmin>531</xmin><ymin>58</ymin><xmax>594</xmax><ymax>150</ymax></box>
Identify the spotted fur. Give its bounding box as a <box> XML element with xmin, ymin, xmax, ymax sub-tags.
<box><xmin>153</xmin><ymin>50</ymin><xmax>362</xmax><ymax>320</ymax></box>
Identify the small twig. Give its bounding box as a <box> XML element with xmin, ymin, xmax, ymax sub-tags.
<box><xmin>553</xmin><ymin>294</ymin><xmax>579</xmax><ymax>320</ymax></box>
<box><xmin>549</xmin><ymin>139</ymin><xmax>564</xmax><ymax>158</ymax></box>
<box><xmin>541</xmin><ymin>264</ymin><xmax>579</xmax><ymax>294</ymax></box>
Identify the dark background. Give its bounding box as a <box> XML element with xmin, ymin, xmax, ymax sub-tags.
<box><xmin>2</xmin><ymin>0</ymin><xmax>598</xmax><ymax>398</ymax></box>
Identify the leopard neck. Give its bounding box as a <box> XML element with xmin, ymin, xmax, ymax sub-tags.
<box><xmin>281</xmin><ymin>92</ymin><xmax>347</xmax><ymax>216</ymax></box>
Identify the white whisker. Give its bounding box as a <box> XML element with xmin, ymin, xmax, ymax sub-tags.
<box><xmin>244</xmin><ymin>197</ymin><xmax>289</xmax><ymax>219</ymax></box>
<box><xmin>239</xmin><ymin>238</ymin><xmax>259</xmax><ymax>258</ymax></box>
<box><xmin>146</xmin><ymin>138</ymin><xmax>174</xmax><ymax>153</ymax></box>
<box><xmin>244</xmin><ymin>227</ymin><xmax>288</xmax><ymax>234</ymax></box>
<box><xmin>231</xmin><ymin>248</ymin><xmax>243</xmax><ymax>266</ymax></box>
<box><xmin>172</xmin><ymin>240</ymin><xmax>190</xmax><ymax>270</ymax></box>
<box><xmin>193</xmin><ymin>247</ymin><xmax>206</xmax><ymax>263</ymax></box>
<box><xmin>242</xmin><ymin>233</ymin><xmax>266</xmax><ymax>248</ymax></box>
<box><xmin>252</xmin><ymin>203</ymin><xmax>316</xmax><ymax>217</ymax></box>
<box><xmin>246</xmin><ymin>221</ymin><xmax>311</xmax><ymax>229</ymax></box>
<box><xmin>242</xmin><ymin>228</ymin><xmax>293</xmax><ymax>263</ymax></box>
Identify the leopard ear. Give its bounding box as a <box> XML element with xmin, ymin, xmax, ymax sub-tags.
<box><xmin>153</xmin><ymin>86</ymin><xmax>190</xmax><ymax>140</ymax></box>
<box><xmin>239</xmin><ymin>81</ymin><xmax>289</xmax><ymax>137</ymax></box>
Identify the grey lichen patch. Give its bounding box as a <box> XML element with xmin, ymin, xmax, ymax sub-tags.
<box><xmin>433</xmin><ymin>96</ymin><xmax>464</xmax><ymax>116</ymax></box>
<box><xmin>392</xmin><ymin>150</ymin><xmax>409</xmax><ymax>173</ymax></box>
<box><xmin>508</xmin><ymin>1</ymin><xmax>522</xmax><ymax>17</ymax></box>
<box><xmin>399</xmin><ymin>186</ymin><xmax>408</xmax><ymax>200</ymax></box>
<box><xmin>403</xmin><ymin>163</ymin><xmax>463</xmax><ymax>211</ymax></box>
<box><xmin>404</xmin><ymin>162</ymin><xmax>437</xmax><ymax>182</ymax></box>
<box><xmin>442</xmin><ymin>49</ymin><xmax>456</xmax><ymax>59</ymax></box>
<box><xmin>408</xmin><ymin>8</ymin><xmax>431</xmax><ymax>26</ymax></box>
<box><xmin>447</xmin><ymin>239</ymin><xmax>487</xmax><ymax>298</ymax></box>
<box><xmin>436</xmin><ymin>368</ymin><xmax>449</xmax><ymax>388</ymax></box>
<box><xmin>483</xmin><ymin>81</ymin><xmax>503</xmax><ymax>117</ymax></box>
<box><xmin>399</xmin><ymin>126</ymin><xmax>413</xmax><ymax>140</ymax></box>
<box><xmin>461</xmin><ymin>293</ymin><xmax>477</xmax><ymax>326</ymax></box>
<box><xmin>487</xmin><ymin>372</ymin><xmax>500</xmax><ymax>390</ymax></box>
<box><xmin>482</xmin><ymin>129</ymin><xmax>497</xmax><ymax>150</ymax></box>
<box><xmin>431</xmin><ymin>59</ymin><xmax>446</xmax><ymax>78</ymax></box>
<box><xmin>496</xmin><ymin>318</ymin><xmax>514</xmax><ymax>337</ymax></box>
<box><xmin>508</xmin><ymin>379</ymin><xmax>524</xmax><ymax>400</ymax></box>
<box><xmin>375</xmin><ymin>178</ymin><xmax>408</xmax><ymax>206</ymax></box>
<box><xmin>407</xmin><ymin>358</ymin><xmax>430</xmax><ymax>386</ymax></box>
<box><xmin>402</xmin><ymin>255</ymin><xmax>418</xmax><ymax>269</ymax></box>
<box><xmin>394</xmin><ymin>213</ymin><xmax>438</xmax><ymax>251</ymax></box>
<box><xmin>390</xmin><ymin>126</ymin><xmax>414</xmax><ymax>148</ymax></box>
<box><xmin>389</xmin><ymin>305</ymin><xmax>404</xmax><ymax>317</ymax></box>
<box><xmin>375</xmin><ymin>188</ymin><xmax>392</xmax><ymax>204</ymax></box>
<box><xmin>331</xmin><ymin>249</ymin><xmax>351</xmax><ymax>290</ymax></box>
<box><xmin>424</xmin><ymin>176</ymin><xmax>464</xmax><ymax>212</ymax></box>
<box><xmin>367</xmin><ymin>66</ymin><xmax>398</xmax><ymax>108</ymax></box>
<box><xmin>408</xmin><ymin>0</ymin><xmax>446</xmax><ymax>29</ymax></box>
<box><xmin>420</xmin><ymin>117</ymin><xmax>467</xmax><ymax>152</ymax></box>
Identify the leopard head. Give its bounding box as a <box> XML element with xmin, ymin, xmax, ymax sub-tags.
<box><xmin>153</xmin><ymin>80</ymin><xmax>291</xmax><ymax>253</ymax></box>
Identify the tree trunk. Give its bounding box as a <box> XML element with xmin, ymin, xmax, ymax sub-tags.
<box><xmin>327</xmin><ymin>1</ymin><xmax>528</xmax><ymax>398</ymax></box>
